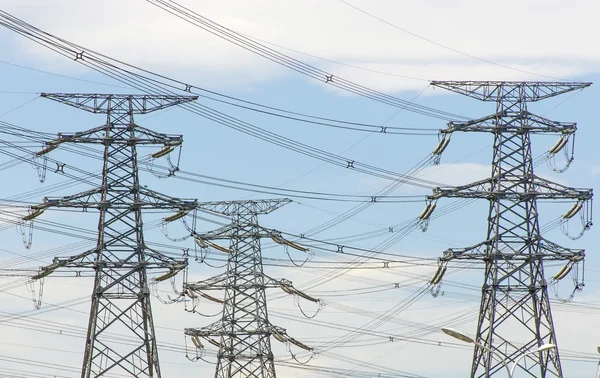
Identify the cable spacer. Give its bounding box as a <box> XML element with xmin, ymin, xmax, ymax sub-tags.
<box><xmin>55</xmin><ymin>163</ymin><xmax>65</xmax><ymax>173</ymax></box>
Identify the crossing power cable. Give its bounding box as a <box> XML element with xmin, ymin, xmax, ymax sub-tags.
<box><xmin>336</xmin><ymin>0</ymin><xmax>575</xmax><ymax>82</ymax></box>
<box><xmin>0</xmin><ymin>13</ymin><xmax>456</xmax><ymax>191</ymax></box>
<box><xmin>146</xmin><ymin>0</ymin><xmax>470</xmax><ymax>121</ymax></box>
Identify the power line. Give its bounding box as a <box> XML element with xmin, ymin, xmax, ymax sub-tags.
<box><xmin>337</xmin><ymin>0</ymin><xmax>574</xmax><ymax>81</ymax></box>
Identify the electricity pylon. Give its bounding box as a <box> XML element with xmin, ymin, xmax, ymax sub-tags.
<box><xmin>185</xmin><ymin>199</ymin><xmax>317</xmax><ymax>378</ymax></box>
<box><xmin>427</xmin><ymin>81</ymin><xmax>593</xmax><ymax>377</ymax></box>
<box><xmin>26</xmin><ymin>93</ymin><xmax>198</xmax><ymax>378</ymax></box>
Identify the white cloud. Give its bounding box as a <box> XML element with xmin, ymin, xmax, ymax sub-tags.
<box><xmin>1</xmin><ymin>0</ymin><xmax>599</xmax><ymax>93</ymax></box>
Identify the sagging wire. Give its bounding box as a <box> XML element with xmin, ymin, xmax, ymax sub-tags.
<box><xmin>25</xmin><ymin>277</ymin><xmax>44</xmax><ymax>310</ymax></box>
<box><xmin>284</xmin><ymin>244</ymin><xmax>314</xmax><ymax>267</ymax></box>
<box><xmin>31</xmin><ymin>151</ymin><xmax>48</xmax><ymax>183</ymax></box>
<box><xmin>184</xmin><ymin>334</ymin><xmax>205</xmax><ymax>362</ymax></box>
<box><xmin>559</xmin><ymin>199</ymin><xmax>593</xmax><ymax>240</ymax></box>
<box><xmin>293</xmin><ymin>294</ymin><xmax>324</xmax><ymax>320</ymax></box>
<box><xmin>16</xmin><ymin>220</ymin><xmax>33</xmax><ymax>249</ymax></box>
<box><xmin>150</xmin><ymin>275</ymin><xmax>185</xmax><ymax>305</ymax></box>
<box><xmin>16</xmin><ymin>202</ymin><xmax>53</xmax><ymax>249</ymax></box>
<box><xmin>547</xmin><ymin>133</ymin><xmax>575</xmax><ymax>173</ymax></box>
<box><xmin>276</xmin><ymin>277</ymin><xmax>323</xmax><ymax>319</ymax></box>
<box><xmin>192</xmin><ymin>235</ymin><xmax>228</xmax><ymax>268</ymax></box>
<box><xmin>159</xmin><ymin>218</ymin><xmax>192</xmax><ymax>242</ymax></box>
<box><xmin>0</xmin><ymin>14</ymin><xmax>452</xmax><ymax>193</ymax></box>
<box><xmin>184</xmin><ymin>288</ymin><xmax>223</xmax><ymax>317</ymax></box>
<box><xmin>183</xmin><ymin>211</ymin><xmax>227</xmax><ymax>267</ymax></box>
<box><xmin>272</xmin><ymin>325</ymin><xmax>317</xmax><ymax>365</ymax></box>
<box><xmin>191</xmin><ymin>236</ymin><xmax>209</xmax><ymax>264</ymax></box>
<box><xmin>150</xmin><ymin>249</ymin><xmax>189</xmax><ymax>304</ymax></box>
<box><xmin>270</xmin><ymin>230</ymin><xmax>314</xmax><ymax>267</ymax></box>
<box><xmin>549</xmin><ymin>255</ymin><xmax>585</xmax><ymax>303</ymax></box>
<box><xmin>145</xmin><ymin>142</ymin><xmax>183</xmax><ymax>179</ymax></box>
<box><xmin>281</xmin><ymin>281</ymin><xmax>322</xmax><ymax>319</ymax></box>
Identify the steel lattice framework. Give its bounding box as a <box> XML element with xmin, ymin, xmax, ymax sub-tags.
<box><xmin>428</xmin><ymin>81</ymin><xmax>593</xmax><ymax>377</ymax></box>
<box><xmin>29</xmin><ymin>93</ymin><xmax>197</xmax><ymax>378</ymax></box>
<box><xmin>185</xmin><ymin>199</ymin><xmax>316</xmax><ymax>378</ymax></box>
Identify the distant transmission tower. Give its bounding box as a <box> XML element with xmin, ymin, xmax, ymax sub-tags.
<box><xmin>185</xmin><ymin>199</ymin><xmax>317</xmax><ymax>378</ymax></box>
<box><xmin>26</xmin><ymin>93</ymin><xmax>198</xmax><ymax>378</ymax></box>
<box><xmin>427</xmin><ymin>81</ymin><xmax>593</xmax><ymax>377</ymax></box>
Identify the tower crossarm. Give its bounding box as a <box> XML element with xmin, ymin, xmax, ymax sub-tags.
<box><xmin>441</xmin><ymin>111</ymin><xmax>577</xmax><ymax>134</ymax></box>
<box><xmin>194</xmin><ymin>225</ymin><xmax>274</xmax><ymax>240</ymax></box>
<box><xmin>38</xmin><ymin>124</ymin><xmax>184</xmax><ymax>148</ymax></box>
<box><xmin>185</xmin><ymin>323</ymin><xmax>313</xmax><ymax>352</ymax></box>
<box><xmin>186</xmin><ymin>198</ymin><xmax>297</xmax><ymax>377</ymax></box>
<box><xmin>429</xmin><ymin>177</ymin><xmax>592</xmax><ymax>201</ymax></box>
<box><xmin>197</xmin><ymin>198</ymin><xmax>292</xmax><ymax>216</ymax></box>
<box><xmin>430</xmin><ymin>81</ymin><xmax>591</xmax><ymax>102</ymax></box>
<box><xmin>440</xmin><ymin>239</ymin><xmax>584</xmax><ymax>262</ymax></box>
<box><xmin>32</xmin><ymin>244</ymin><xmax>187</xmax><ymax>281</ymax></box>
<box><xmin>185</xmin><ymin>274</ymin><xmax>317</xmax><ymax>302</ymax></box>
<box><xmin>36</xmin><ymin>188</ymin><xmax>197</xmax><ymax>210</ymax></box>
<box><xmin>41</xmin><ymin>93</ymin><xmax>198</xmax><ymax>114</ymax></box>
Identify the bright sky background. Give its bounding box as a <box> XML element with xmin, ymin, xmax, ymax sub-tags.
<box><xmin>0</xmin><ymin>1</ymin><xmax>599</xmax><ymax>377</ymax></box>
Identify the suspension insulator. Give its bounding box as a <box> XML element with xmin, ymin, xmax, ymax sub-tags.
<box><xmin>32</xmin><ymin>262</ymin><xmax>60</xmax><ymax>280</ymax></box>
<box><xmin>419</xmin><ymin>202</ymin><xmax>437</xmax><ymax>220</ymax></box>
<box><xmin>198</xmin><ymin>291</ymin><xmax>224</xmax><ymax>304</ymax></box>
<box><xmin>36</xmin><ymin>142</ymin><xmax>59</xmax><ymax>156</ymax></box>
<box><xmin>270</xmin><ymin>233</ymin><xmax>286</xmax><ymax>245</ymax></box>
<box><xmin>151</xmin><ymin>145</ymin><xmax>176</xmax><ymax>159</ymax></box>
<box><xmin>163</xmin><ymin>209</ymin><xmax>189</xmax><ymax>223</ymax></box>
<box><xmin>562</xmin><ymin>202</ymin><xmax>583</xmax><ymax>219</ymax></box>
<box><xmin>23</xmin><ymin>209</ymin><xmax>44</xmax><ymax>221</ymax></box>
<box><xmin>273</xmin><ymin>331</ymin><xmax>287</xmax><ymax>343</ymax></box>
<box><xmin>206</xmin><ymin>337</ymin><xmax>221</xmax><ymax>348</ymax></box>
<box><xmin>191</xmin><ymin>335</ymin><xmax>204</xmax><ymax>349</ymax></box>
<box><xmin>430</xmin><ymin>264</ymin><xmax>447</xmax><ymax>285</ymax></box>
<box><xmin>207</xmin><ymin>241</ymin><xmax>230</xmax><ymax>254</ymax></box>
<box><xmin>548</xmin><ymin>137</ymin><xmax>569</xmax><ymax>154</ymax></box>
<box><xmin>280</xmin><ymin>284</ymin><xmax>294</xmax><ymax>295</ymax></box>
<box><xmin>289</xmin><ymin>337</ymin><xmax>313</xmax><ymax>351</ymax></box>
<box><xmin>186</xmin><ymin>288</ymin><xmax>198</xmax><ymax>299</ymax></box>
<box><xmin>418</xmin><ymin>203</ymin><xmax>432</xmax><ymax>219</ymax></box>
<box><xmin>285</xmin><ymin>241</ymin><xmax>309</xmax><ymax>252</ymax></box>
<box><xmin>295</xmin><ymin>290</ymin><xmax>319</xmax><ymax>303</ymax></box>
<box><xmin>553</xmin><ymin>263</ymin><xmax>573</xmax><ymax>281</ymax></box>
<box><xmin>432</xmin><ymin>137</ymin><xmax>450</xmax><ymax>155</ymax></box>
<box><xmin>154</xmin><ymin>269</ymin><xmax>179</xmax><ymax>282</ymax></box>
<box><xmin>194</xmin><ymin>236</ymin><xmax>208</xmax><ymax>248</ymax></box>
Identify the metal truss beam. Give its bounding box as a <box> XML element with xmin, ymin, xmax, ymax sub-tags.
<box><xmin>41</xmin><ymin>93</ymin><xmax>197</xmax><ymax>114</ymax></box>
<box><xmin>185</xmin><ymin>199</ymin><xmax>309</xmax><ymax>378</ymax></box>
<box><xmin>197</xmin><ymin>199</ymin><xmax>292</xmax><ymax>216</ymax></box>
<box><xmin>430</xmin><ymin>81</ymin><xmax>591</xmax><ymax>102</ymax></box>
<box><xmin>32</xmin><ymin>93</ymin><xmax>197</xmax><ymax>378</ymax></box>
<box><xmin>429</xmin><ymin>81</ymin><xmax>593</xmax><ymax>378</ymax></box>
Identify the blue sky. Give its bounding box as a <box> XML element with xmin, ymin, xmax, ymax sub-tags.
<box><xmin>0</xmin><ymin>1</ymin><xmax>599</xmax><ymax>377</ymax></box>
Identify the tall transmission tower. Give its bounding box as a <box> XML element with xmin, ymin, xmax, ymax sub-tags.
<box><xmin>26</xmin><ymin>93</ymin><xmax>198</xmax><ymax>378</ymax></box>
<box><xmin>427</xmin><ymin>81</ymin><xmax>593</xmax><ymax>377</ymax></box>
<box><xmin>185</xmin><ymin>199</ymin><xmax>317</xmax><ymax>378</ymax></box>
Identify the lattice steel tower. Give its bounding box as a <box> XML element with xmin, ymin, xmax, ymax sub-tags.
<box><xmin>27</xmin><ymin>93</ymin><xmax>198</xmax><ymax>378</ymax></box>
<box><xmin>427</xmin><ymin>82</ymin><xmax>593</xmax><ymax>377</ymax></box>
<box><xmin>185</xmin><ymin>199</ymin><xmax>316</xmax><ymax>378</ymax></box>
